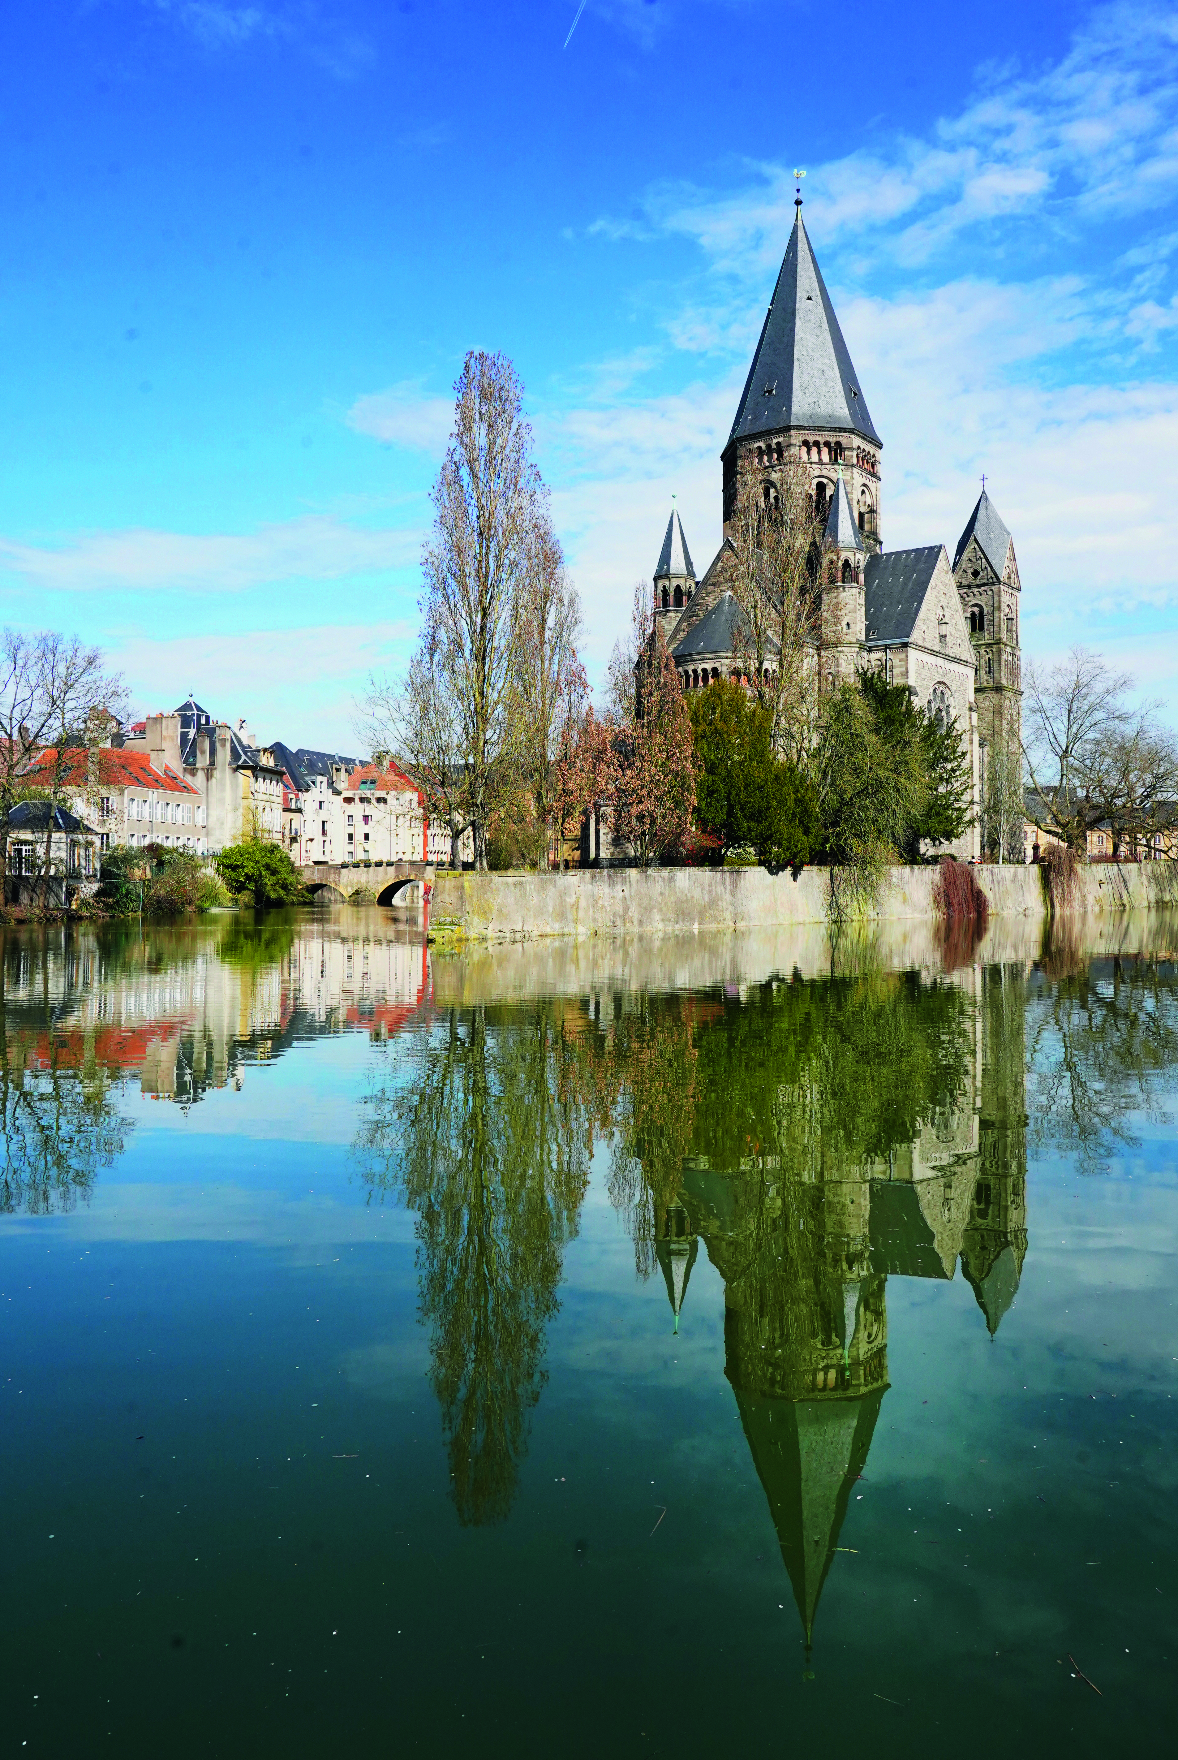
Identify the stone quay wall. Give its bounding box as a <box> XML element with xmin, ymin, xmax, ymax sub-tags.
<box><xmin>429</xmin><ymin>861</ymin><xmax>1178</xmax><ymax>944</ymax></box>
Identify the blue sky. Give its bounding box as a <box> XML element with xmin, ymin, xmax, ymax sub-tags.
<box><xmin>1</xmin><ymin>0</ymin><xmax>1175</xmax><ymax>746</ymax></box>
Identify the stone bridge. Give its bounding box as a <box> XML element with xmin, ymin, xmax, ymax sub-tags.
<box><xmin>302</xmin><ymin>860</ymin><xmax>435</xmax><ymax>907</ymax></box>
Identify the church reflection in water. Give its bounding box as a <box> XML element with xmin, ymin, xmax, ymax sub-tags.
<box><xmin>646</xmin><ymin>964</ymin><xmax>1028</xmax><ymax>1662</ymax></box>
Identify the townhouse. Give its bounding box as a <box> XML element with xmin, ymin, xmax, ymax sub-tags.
<box><xmin>22</xmin><ymin>746</ymin><xmax>205</xmax><ymax>855</ymax></box>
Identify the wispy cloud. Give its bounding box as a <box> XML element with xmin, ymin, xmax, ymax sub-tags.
<box><xmin>144</xmin><ymin>0</ymin><xmax>375</xmax><ymax>76</ymax></box>
<box><xmin>591</xmin><ymin>4</ymin><xmax>1178</xmax><ymax>277</ymax></box>
<box><xmin>345</xmin><ymin>382</ymin><xmax>455</xmax><ymax>453</ymax></box>
<box><xmin>0</xmin><ymin>515</ymin><xmax>421</xmax><ymax>594</ymax></box>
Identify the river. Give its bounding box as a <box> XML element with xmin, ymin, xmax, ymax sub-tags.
<box><xmin>2</xmin><ymin>906</ymin><xmax>1176</xmax><ymax>1755</ymax></box>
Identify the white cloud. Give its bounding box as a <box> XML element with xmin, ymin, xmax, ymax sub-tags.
<box><xmin>0</xmin><ymin>515</ymin><xmax>421</xmax><ymax>594</ymax></box>
<box><xmin>116</xmin><ymin>619</ymin><xmax>417</xmax><ymax>747</ymax></box>
<box><xmin>592</xmin><ymin>4</ymin><xmax>1178</xmax><ymax>276</ymax></box>
<box><xmin>346</xmin><ymin>383</ymin><xmax>455</xmax><ymax>452</ymax></box>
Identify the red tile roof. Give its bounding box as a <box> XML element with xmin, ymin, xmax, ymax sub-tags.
<box><xmin>345</xmin><ymin>761</ymin><xmax>423</xmax><ymax>804</ymax></box>
<box><xmin>23</xmin><ymin>747</ymin><xmax>200</xmax><ymax>795</ymax></box>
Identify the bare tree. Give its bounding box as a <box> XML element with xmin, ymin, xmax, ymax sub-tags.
<box><xmin>725</xmin><ymin>454</ymin><xmax>822</xmax><ymax>764</ymax></box>
<box><xmin>420</xmin><ymin>350</ymin><xmax>542</xmax><ymax>869</ymax></box>
<box><xmin>359</xmin><ymin>657</ymin><xmax>474</xmax><ymax>868</ymax></box>
<box><xmin>1024</xmin><ymin>648</ymin><xmax>1178</xmax><ymax>856</ymax></box>
<box><xmin>514</xmin><ymin>507</ymin><xmax>585</xmax><ymax>869</ymax></box>
<box><xmin>981</xmin><ymin>711</ymin><xmax>1025</xmax><ymax>864</ymax></box>
<box><xmin>1</xmin><ymin>631</ymin><xmax>123</xmax><ymax>906</ymax></box>
<box><xmin>605</xmin><ymin>582</ymin><xmax>648</xmax><ymax>726</ymax></box>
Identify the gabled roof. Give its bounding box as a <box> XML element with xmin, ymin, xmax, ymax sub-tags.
<box><xmin>824</xmin><ymin>476</ymin><xmax>865</xmax><ymax>552</ymax></box>
<box><xmin>728</xmin><ymin>209</ymin><xmax>882</xmax><ymax>451</ymax></box>
<box><xmin>22</xmin><ymin>747</ymin><xmax>199</xmax><ymax>795</ymax></box>
<box><xmin>655</xmin><ymin>507</ymin><xmax>695</xmax><ymax>579</ymax></box>
<box><xmin>954</xmin><ymin>489</ymin><xmax>1012</xmax><ymax>576</ymax></box>
<box><xmin>864</xmin><ymin>546</ymin><xmax>942</xmax><ymax>646</ymax></box>
<box><xmin>671</xmin><ymin>591</ymin><xmax>776</xmax><ymax>662</ymax></box>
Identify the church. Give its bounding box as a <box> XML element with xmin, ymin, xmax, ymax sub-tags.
<box><xmin>645</xmin><ymin>194</ymin><xmax>1024</xmax><ymax>861</ymax></box>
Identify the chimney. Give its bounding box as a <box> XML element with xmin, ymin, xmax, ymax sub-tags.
<box><xmin>197</xmin><ymin>727</ymin><xmax>210</xmax><ymax>768</ymax></box>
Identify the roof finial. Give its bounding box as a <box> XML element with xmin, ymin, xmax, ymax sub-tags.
<box><xmin>981</xmin><ymin>472</ymin><xmax>987</xmax><ymax>492</ymax></box>
<box><xmin>793</xmin><ymin>168</ymin><xmax>805</xmax><ymax>216</ymax></box>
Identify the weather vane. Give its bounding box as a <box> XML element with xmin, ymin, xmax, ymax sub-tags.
<box><xmin>793</xmin><ymin>168</ymin><xmax>806</xmax><ymax>211</ymax></box>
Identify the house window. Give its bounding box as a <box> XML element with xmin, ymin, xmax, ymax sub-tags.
<box><xmin>100</xmin><ymin>796</ymin><xmax>113</xmax><ymax>818</ymax></box>
<box><xmin>100</xmin><ymin>833</ymin><xmax>110</xmax><ymax>853</ymax></box>
<box><xmin>347</xmin><ymin>815</ymin><xmax>354</xmax><ymax>825</ymax></box>
<box><xmin>347</xmin><ymin>832</ymin><xmax>354</xmax><ymax>844</ymax></box>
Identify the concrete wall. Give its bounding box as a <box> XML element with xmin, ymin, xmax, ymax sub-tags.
<box><xmin>430</xmin><ymin>860</ymin><xmax>1178</xmax><ymax>943</ymax></box>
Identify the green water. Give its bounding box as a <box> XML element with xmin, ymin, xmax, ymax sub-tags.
<box><xmin>2</xmin><ymin>910</ymin><xmax>1176</xmax><ymax>1755</ymax></box>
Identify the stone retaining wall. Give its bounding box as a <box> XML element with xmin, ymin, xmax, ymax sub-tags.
<box><xmin>430</xmin><ymin>861</ymin><xmax>1178</xmax><ymax>943</ymax></box>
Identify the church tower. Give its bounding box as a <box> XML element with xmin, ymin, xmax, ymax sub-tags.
<box><xmin>653</xmin><ymin>503</ymin><xmax>696</xmax><ymax>645</ymax></box>
<box><xmin>721</xmin><ymin>195</ymin><xmax>883</xmax><ymax>557</ymax></box>
<box><xmin>953</xmin><ymin>489</ymin><xmax>1022</xmax><ymax>758</ymax></box>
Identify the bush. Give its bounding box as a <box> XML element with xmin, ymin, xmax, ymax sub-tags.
<box><xmin>143</xmin><ymin>850</ymin><xmax>230</xmax><ymax>916</ymax></box>
<box><xmin>215</xmin><ymin>840</ymin><xmax>307</xmax><ymax>908</ymax></box>
<box><xmin>96</xmin><ymin>846</ymin><xmax>149</xmax><ymax>915</ymax></box>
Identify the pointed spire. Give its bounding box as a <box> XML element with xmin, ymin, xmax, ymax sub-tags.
<box><xmin>823</xmin><ymin>476</ymin><xmax>865</xmax><ymax>552</ymax></box>
<box><xmin>728</xmin><ymin>210</ymin><xmax>881</xmax><ymax>450</ymax></box>
<box><xmin>656</xmin><ymin>1234</ymin><xmax>698</xmax><ymax>1332</ymax></box>
<box><xmin>655</xmin><ymin>505</ymin><xmax>695</xmax><ymax>580</ymax></box>
<box><xmin>954</xmin><ymin>488</ymin><xmax>1013</xmax><ymax>575</ymax></box>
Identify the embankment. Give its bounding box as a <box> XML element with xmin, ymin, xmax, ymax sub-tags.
<box><xmin>430</xmin><ymin>861</ymin><xmax>1178</xmax><ymax>944</ymax></box>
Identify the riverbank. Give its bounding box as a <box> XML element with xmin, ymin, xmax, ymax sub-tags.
<box><xmin>431</xmin><ymin>860</ymin><xmax>1178</xmax><ymax>943</ymax></box>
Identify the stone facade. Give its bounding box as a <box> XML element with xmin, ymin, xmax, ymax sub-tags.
<box><xmin>633</xmin><ymin>201</ymin><xmax>1025</xmax><ymax>863</ymax></box>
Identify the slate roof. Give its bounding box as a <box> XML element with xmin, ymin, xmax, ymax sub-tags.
<box><xmin>9</xmin><ymin>800</ymin><xmax>96</xmax><ymax>835</ymax></box>
<box><xmin>655</xmin><ymin>507</ymin><xmax>695</xmax><ymax>579</ymax></box>
<box><xmin>824</xmin><ymin>476</ymin><xmax>865</xmax><ymax>552</ymax></box>
<box><xmin>671</xmin><ymin>591</ymin><xmax>776</xmax><ymax>661</ymax></box>
<box><xmin>271</xmin><ymin>742</ymin><xmax>361</xmax><ymax>793</ymax></box>
<box><xmin>728</xmin><ymin>209</ymin><xmax>882</xmax><ymax>451</ymax></box>
<box><xmin>953</xmin><ymin>489</ymin><xmax>1012</xmax><ymax>575</ymax></box>
<box><xmin>864</xmin><ymin>546</ymin><xmax>942</xmax><ymax>645</ymax></box>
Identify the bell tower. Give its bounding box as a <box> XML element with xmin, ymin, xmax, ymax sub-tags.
<box><xmin>721</xmin><ymin>187</ymin><xmax>883</xmax><ymax>567</ymax></box>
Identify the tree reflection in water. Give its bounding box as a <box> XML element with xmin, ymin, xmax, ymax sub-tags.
<box><xmin>356</xmin><ymin>1002</ymin><xmax>596</xmax><ymax>1525</ymax></box>
<box><xmin>0</xmin><ymin>940</ymin><xmax>133</xmax><ymax>1215</ymax></box>
<box><xmin>1028</xmin><ymin>944</ymin><xmax>1178</xmax><ymax>1170</ymax></box>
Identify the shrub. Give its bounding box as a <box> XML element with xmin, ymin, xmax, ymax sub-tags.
<box><xmin>1041</xmin><ymin>840</ymin><xmax>1080</xmax><ymax>915</ymax></box>
<box><xmin>932</xmin><ymin>856</ymin><xmax>989</xmax><ymax>968</ymax></box>
<box><xmin>96</xmin><ymin>846</ymin><xmax>149</xmax><ymax>915</ymax></box>
<box><xmin>143</xmin><ymin>851</ymin><xmax>230</xmax><ymax>916</ymax></box>
<box><xmin>215</xmin><ymin>840</ymin><xmax>307</xmax><ymax>908</ymax></box>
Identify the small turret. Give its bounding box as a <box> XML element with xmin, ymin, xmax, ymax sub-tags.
<box><xmin>653</xmin><ymin>503</ymin><xmax>696</xmax><ymax>642</ymax></box>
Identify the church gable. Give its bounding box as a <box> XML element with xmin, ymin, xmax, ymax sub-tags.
<box><xmin>909</xmin><ymin>547</ymin><xmax>973</xmax><ymax>666</ymax></box>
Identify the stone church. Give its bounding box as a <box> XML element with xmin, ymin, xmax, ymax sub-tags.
<box><xmin>647</xmin><ymin>196</ymin><xmax>1023</xmax><ymax>859</ymax></box>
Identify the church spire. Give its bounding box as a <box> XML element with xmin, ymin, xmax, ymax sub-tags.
<box><xmin>726</xmin><ymin>208</ymin><xmax>881</xmax><ymax>450</ymax></box>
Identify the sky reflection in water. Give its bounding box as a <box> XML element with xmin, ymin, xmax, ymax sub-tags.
<box><xmin>1</xmin><ymin>908</ymin><xmax>1176</xmax><ymax>1757</ymax></box>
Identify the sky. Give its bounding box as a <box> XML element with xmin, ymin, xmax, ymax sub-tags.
<box><xmin>1</xmin><ymin>0</ymin><xmax>1176</xmax><ymax>748</ymax></box>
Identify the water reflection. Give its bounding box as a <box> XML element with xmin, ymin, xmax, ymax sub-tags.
<box><xmin>0</xmin><ymin>942</ymin><xmax>133</xmax><ymax>1214</ymax></box>
<box><xmin>599</xmin><ymin>967</ymin><xmax>1030</xmax><ymax>1661</ymax></box>
<box><xmin>357</xmin><ymin>1002</ymin><xmax>593</xmax><ymax>1524</ymax></box>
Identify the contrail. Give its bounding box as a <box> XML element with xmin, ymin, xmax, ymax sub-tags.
<box><xmin>563</xmin><ymin>0</ymin><xmax>587</xmax><ymax>48</ymax></box>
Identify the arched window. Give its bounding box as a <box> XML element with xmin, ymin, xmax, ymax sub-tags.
<box><xmin>660</xmin><ymin>585</ymin><xmax>669</xmax><ymax>610</ymax></box>
<box><xmin>814</xmin><ymin>481</ymin><xmax>828</xmax><ymax>521</ymax></box>
<box><xmin>970</xmin><ymin>605</ymin><xmax>985</xmax><ymax>635</ymax></box>
<box><xmin>756</xmin><ymin>446</ymin><xmax>764</xmax><ymax>467</ymax></box>
<box><xmin>928</xmin><ymin>684</ymin><xmax>952</xmax><ymax>730</ymax></box>
<box><xmin>841</xmin><ymin>559</ymin><xmax>852</xmax><ymax>584</ymax></box>
<box><xmin>1005</xmin><ymin>612</ymin><xmax>1014</xmax><ymax>643</ymax></box>
<box><xmin>858</xmin><ymin>491</ymin><xmax>874</xmax><ymax>534</ymax></box>
<box><xmin>710</xmin><ymin>667</ymin><xmax>720</xmax><ymax>683</ymax></box>
<box><xmin>691</xmin><ymin>669</ymin><xmax>699</xmax><ymax>689</ymax></box>
<box><xmin>775</xmin><ymin>442</ymin><xmax>783</xmax><ymax>463</ymax></box>
<box><xmin>673</xmin><ymin>585</ymin><xmax>683</xmax><ymax>609</ymax></box>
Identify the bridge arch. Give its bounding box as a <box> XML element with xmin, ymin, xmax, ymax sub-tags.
<box><xmin>376</xmin><ymin>876</ymin><xmax>426</xmax><ymax>907</ymax></box>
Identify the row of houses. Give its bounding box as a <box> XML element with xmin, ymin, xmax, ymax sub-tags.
<box><xmin>11</xmin><ymin>692</ymin><xmax>462</xmax><ymax>890</ymax></box>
